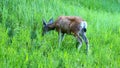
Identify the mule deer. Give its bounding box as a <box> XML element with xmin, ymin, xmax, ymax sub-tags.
<box><xmin>42</xmin><ymin>16</ymin><xmax>89</xmax><ymax>54</ymax></box>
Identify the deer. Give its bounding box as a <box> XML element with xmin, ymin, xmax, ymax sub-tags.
<box><xmin>42</xmin><ymin>16</ymin><xmax>89</xmax><ymax>54</ymax></box>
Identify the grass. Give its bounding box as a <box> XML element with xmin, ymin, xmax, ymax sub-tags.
<box><xmin>0</xmin><ymin>0</ymin><xmax>120</xmax><ymax>68</ymax></box>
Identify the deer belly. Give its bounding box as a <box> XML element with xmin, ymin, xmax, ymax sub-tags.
<box><xmin>56</xmin><ymin>23</ymin><xmax>70</xmax><ymax>34</ymax></box>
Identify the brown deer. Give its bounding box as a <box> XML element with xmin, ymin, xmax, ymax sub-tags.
<box><xmin>42</xmin><ymin>16</ymin><xmax>89</xmax><ymax>54</ymax></box>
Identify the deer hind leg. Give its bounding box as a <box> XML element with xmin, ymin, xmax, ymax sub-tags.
<box><xmin>74</xmin><ymin>33</ymin><xmax>83</xmax><ymax>50</ymax></box>
<box><xmin>81</xmin><ymin>32</ymin><xmax>89</xmax><ymax>54</ymax></box>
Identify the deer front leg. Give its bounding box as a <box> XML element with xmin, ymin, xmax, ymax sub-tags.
<box><xmin>58</xmin><ymin>29</ymin><xmax>62</xmax><ymax>47</ymax></box>
<box><xmin>61</xmin><ymin>33</ymin><xmax>65</xmax><ymax>41</ymax></box>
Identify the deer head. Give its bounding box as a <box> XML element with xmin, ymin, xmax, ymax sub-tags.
<box><xmin>42</xmin><ymin>18</ymin><xmax>54</xmax><ymax>36</ymax></box>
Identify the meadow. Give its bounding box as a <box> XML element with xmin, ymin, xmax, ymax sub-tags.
<box><xmin>0</xmin><ymin>0</ymin><xmax>120</xmax><ymax>68</ymax></box>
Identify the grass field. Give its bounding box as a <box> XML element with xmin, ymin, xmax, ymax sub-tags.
<box><xmin>0</xmin><ymin>0</ymin><xmax>120</xmax><ymax>68</ymax></box>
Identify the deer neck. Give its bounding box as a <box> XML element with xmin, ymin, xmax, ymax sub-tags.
<box><xmin>48</xmin><ymin>23</ymin><xmax>56</xmax><ymax>31</ymax></box>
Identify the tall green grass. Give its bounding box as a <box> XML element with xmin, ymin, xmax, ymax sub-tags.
<box><xmin>0</xmin><ymin>0</ymin><xmax>120</xmax><ymax>68</ymax></box>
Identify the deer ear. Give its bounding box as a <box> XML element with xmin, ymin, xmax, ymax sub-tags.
<box><xmin>42</xmin><ymin>19</ymin><xmax>46</xmax><ymax>26</ymax></box>
<box><xmin>49</xmin><ymin>18</ymin><xmax>53</xmax><ymax>24</ymax></box>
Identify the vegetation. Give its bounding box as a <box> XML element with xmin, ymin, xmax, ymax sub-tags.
<box><xmin>0</xmin><ymin>0</ymin><xmax>120</xmax><ymax>68</ymax></box>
